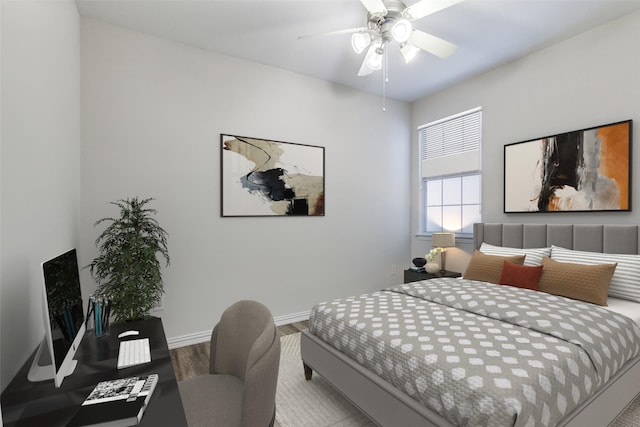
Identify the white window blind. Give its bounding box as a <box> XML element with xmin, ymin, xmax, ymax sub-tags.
<box><xmin>420</xmin><ymin>107</ymin><xmax>482</xmax><ymax>178</ymax></box>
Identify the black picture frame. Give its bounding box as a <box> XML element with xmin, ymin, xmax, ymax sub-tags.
<box><xmin>220</xmin><ymin>134</ymin><xmax>325</xmax><ymax>217</ymax></box>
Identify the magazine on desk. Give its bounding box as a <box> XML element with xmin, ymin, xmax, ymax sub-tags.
<box><xmin>67</xmin><ymin>374</ymin><xmax>158</xmax><ymax>427</ymax></box>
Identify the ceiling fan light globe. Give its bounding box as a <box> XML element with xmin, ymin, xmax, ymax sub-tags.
<box><xmin>351</xmin><ymin>32</ymin><xmax>372</xmax><ymax>54</ymax></box>
<box><xmin>400</xmin><ymin>42</ymin><xmax>420</xmax><ymax>63</ymax></box>
<box><xmin>391</xmin><ymin>19</ymin><xmax>412</xmax><ymax>43</ymax></box>
<box><xmin>366</xmin><ymin>52</ymin><xmax>383</xmax><ymax>70</ymax></box>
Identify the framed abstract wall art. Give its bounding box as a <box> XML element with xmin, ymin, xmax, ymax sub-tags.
<box><xmin>504</xmin><ymin>120</ymin><xmax>632</xmax><ymax>213</ymax></box>
<box><xmin>220</xmin><ymin>134</ymin><xmax>325</xmax><ymax>217</ymax></box>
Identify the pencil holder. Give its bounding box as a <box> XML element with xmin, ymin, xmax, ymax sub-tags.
<box><xmin>88</xmin><ymin>296</ymin><xmax>111</xmax><ymax>338</ymax></box>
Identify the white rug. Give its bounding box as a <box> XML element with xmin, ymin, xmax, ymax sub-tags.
<box><xmin>275</xmin><ymin>333</ymin><xmax>376</xmax><ymax>427</ymax></box>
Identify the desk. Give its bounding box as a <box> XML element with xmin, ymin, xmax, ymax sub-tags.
<box><xmin>1</xmin><ymin>317</ymin><xmax>187</xmax><ymax>427</ymax></box>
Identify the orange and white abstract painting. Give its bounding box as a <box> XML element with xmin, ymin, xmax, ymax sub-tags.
<box><xmin>504</xmin><ymin>120</ymin><xmax>631</xmax><ymax>213</ymax></box>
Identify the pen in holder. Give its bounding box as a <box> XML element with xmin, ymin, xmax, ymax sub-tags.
<box><xmin>86</xmin><ymin>296</ymin><xmax>111</xmax><ymax>338</ymax></box>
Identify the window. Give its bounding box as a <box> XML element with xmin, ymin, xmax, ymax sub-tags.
<box><xmin>419</xmin><ymin>107</ymin><xmax>482</xmax><ymax>235</ymax></box>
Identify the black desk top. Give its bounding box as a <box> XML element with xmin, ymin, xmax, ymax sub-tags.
<box><xmin>1</xmin><ymin>317</ymin><xmax>187</xmax><ymax>427</ymax></box>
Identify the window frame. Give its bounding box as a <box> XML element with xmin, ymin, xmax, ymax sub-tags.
<box><xmin>422</xmin><ymin>172</ymin><xmax>482</xmax><ymax>236</ymax></box>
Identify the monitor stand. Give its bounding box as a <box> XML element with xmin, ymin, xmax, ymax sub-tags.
<box><xmin>26</xmin><ymin>338</ymin><xmax>77</xmax><ymax>383</ymax></box>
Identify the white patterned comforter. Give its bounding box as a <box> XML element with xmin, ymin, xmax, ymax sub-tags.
<box><xmin>308</xmin><ymin>279</ymin><xmax>640</xmax><ymax>427</ymax></box>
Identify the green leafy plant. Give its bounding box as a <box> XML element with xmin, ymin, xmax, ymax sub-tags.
<box><xmin>87</xmin><ymin>197</ymin><xmax>170</xmax><ymax>323</ymax></box>
<box><xmin>426</xmin><ymin>247</ymin><xmax>443</xmax><ymax>262</ymax></box>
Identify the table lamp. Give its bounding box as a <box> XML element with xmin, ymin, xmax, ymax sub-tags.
<box><xmin>431</xmin><ymin>232</ymin><xmax>455</xmax><ymax>272</ymax></box>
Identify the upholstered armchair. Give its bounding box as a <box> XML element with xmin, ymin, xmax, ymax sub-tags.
<box><xmin>179</xmin><ymin>300</ymin><xmax>281</xmax><ymax>426</ymax></box>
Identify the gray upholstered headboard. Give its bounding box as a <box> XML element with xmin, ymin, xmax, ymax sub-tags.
<box><xmin>473</xmin><ymin>223</ymin><xmax>640</xmax><ymax>255</ymax></box>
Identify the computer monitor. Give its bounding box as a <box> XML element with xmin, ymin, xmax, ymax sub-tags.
<box><xmin>27</xmin><ymin>248</ymin><xmax>86</xmax><ymax>388</ymax></box>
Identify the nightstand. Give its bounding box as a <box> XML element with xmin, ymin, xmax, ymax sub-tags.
<box><xmin>403</xmin><ymin>269</ymin><xmax>461</xmax><ymax>284</ymax></box>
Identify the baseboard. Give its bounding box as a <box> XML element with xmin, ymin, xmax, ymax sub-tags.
<box><xmin>166</xmin><ymin>310</ymin><xmax>310</xmax><ymax>349</ymax></box>
<box><xmin>167</xmin><ymin>330</ymin><xmax>211</xmax><ymax>350</ymax></box>
<box><xmin>273</xmin><ymin>310</ymin><xmax>311</xmax><ymax>327</ymax></box>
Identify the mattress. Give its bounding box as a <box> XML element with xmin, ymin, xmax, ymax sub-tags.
<box><xmin>309</xmin><ymin>278</ymin><xmax>640</xmax><ymax>427</ymax></box>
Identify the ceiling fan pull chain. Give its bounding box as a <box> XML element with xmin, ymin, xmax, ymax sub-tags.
<box><xmin>382</xmin><ymin>49</ymin><xmax>387</xmax><ymax>112</ymax></box>
<box><xmin>385</xmin><ymin>46</ymin><xmax>389</xmax><ymax>84</ymax></box>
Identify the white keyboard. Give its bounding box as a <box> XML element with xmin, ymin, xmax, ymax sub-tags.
<box><xmin>117</xmin><ymin>338</ymin><xmax>151</xmax><ymax>369</ymax></box>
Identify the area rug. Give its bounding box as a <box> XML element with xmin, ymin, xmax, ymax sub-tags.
<box><xmin>274</xmin><ymin>333</ymin><xmax>640</xmax><ymax>427</ymax></box>
<box><xmin>275</xmin><ymin>333</ymin><xmax>375</xmax><ymax>427</ymax></box>
<box><xmin>611</xmin><ymin>392</ymin><xmax>640</xmax><ymax>427</ymax></box>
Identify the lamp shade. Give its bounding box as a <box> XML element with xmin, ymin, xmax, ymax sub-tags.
<box><xmin>351</xmin><ymin>32</ymin><xmax>372</xmax><ymax>54</ymax></box>
<box><xmin>391</xmin><ymin>19</ymin><xmax>412</xmax><ymax>43</ymax></box>
<box><xmin>363</xmin><ymin>40</ymin><xmax>383</xmax><ymax>71</ymax></box>
<box><xmin>432</xmin><ymin>232</ymin><xmax>455</xmax><ymax>248</ymax></box>
<box><xmin>366</xmin><ymin>51</ymin><xmax>383</xmax><ymax>70</ymax></box>
<box><xmin>400</xmin><ymin>42</ymin><xmax>420</xmax><ymax>63</ymax></box>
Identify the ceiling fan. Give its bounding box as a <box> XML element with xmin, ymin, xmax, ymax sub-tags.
<box><xmin>299</xmin><ymin>0</ymin><xmax>463</xmax><ymax>76</ymax></box>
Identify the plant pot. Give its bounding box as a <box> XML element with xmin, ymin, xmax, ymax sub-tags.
<box><xmin>425</xmin><ymin>262</ymin><xmax>440</xmax><ymax>274</ymax></box>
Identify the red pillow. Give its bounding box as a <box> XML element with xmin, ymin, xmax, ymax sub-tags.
<box><xmin>499</xmin><ymin>261</ymin><xmax>543</xmax><ymax>290</ymax></box>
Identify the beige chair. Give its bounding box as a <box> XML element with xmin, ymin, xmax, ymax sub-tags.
<box><xmin>178</xmin><ymin>300</ymin><xmax>281</xmax><ymax>426</ymax></box>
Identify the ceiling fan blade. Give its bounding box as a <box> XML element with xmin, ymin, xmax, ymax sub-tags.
<box><xmin>298</xmin><ymin>27</ymin><xmax>368</xmax><ymax>40</ymax></box>
<box><xmin>404</xmin><ymin>0</ymin><xmax>463</xmax><ymax>20</ymax></box>
<box><xmin>357</xmin><ymin>55</ymin><xmax>375</xmax><ymax>77</ymax></box>
<box><xmin>409</xmin><ymin>29</ymin><xmax>458</xmax><ymax>58</ymax></box>
<box><xmin>360</xmin><ymin>0</ymin><xmax>387</xmax><ymax>15</ymax></box>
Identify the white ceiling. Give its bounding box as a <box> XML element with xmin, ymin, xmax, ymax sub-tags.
<box><xmin>76</xmin><ymin>0</ymin><xmax>640</xmax><ymax>102</ymax></box>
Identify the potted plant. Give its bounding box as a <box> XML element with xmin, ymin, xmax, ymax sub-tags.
<box><xmin>87</xmin><ymin>197</ymin><xmax>170</xmax><ymax>323</ymax></box>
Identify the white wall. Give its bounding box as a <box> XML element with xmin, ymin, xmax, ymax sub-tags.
<box><xmin>79</xmin><ymin>19</ymin><xmax>412</xmax><ymax>341</ymax></box>
<box><xmin>411</xmin><ymin>10</ymin><xmax>640</xmax><ymax>268</ymax></box>
<box><xmin>1</xmin><ymin>0</ymin><xmax>81</xmax><ymax>391</ymax></box>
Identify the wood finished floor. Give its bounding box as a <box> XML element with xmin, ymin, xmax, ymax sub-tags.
<box><xmin>169</xmin><ymin>321</ymin><xmax>308</xmax><ymax>382</ymax></box>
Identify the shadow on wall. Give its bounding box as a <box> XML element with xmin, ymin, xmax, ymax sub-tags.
<box><xmin>442</xmin><ymin>247</ymin><xmax>473</xmax><ymax>275</ymax></box>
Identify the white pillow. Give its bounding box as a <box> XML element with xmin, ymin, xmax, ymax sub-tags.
<box><xmin>479</xmin><ymin>242</ymin><xmax>551</xmax><ymax>266</ymax></box>
<box><xmin>550</xmin><ymin>245</ymin><xmax>640</xmax><ymax>303</ymax></box>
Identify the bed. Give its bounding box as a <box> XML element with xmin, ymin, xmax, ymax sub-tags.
<box><xmin>300</xmin><ymin>223</ymin><xmax>640</xmax><ymax>427</ymax></box>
